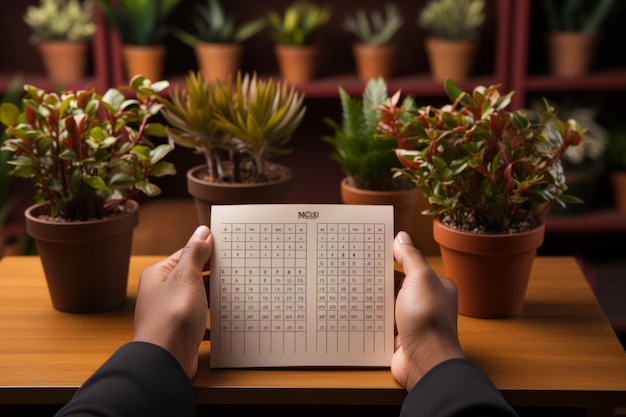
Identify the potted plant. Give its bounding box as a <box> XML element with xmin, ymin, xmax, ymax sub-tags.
<box><xmin>343</xmin><ymin>4</ymin><xmax>403</xmax><ymax>82</ymax></box>
<box><xmin>267</xmin><ymin>0</ymin><xmax>331</xmax><ymax>85</ymax></box>
<box><xmin>377</xmin><ymin>78</ymin><xmax>585</xmax><ymax>318</ymax></box>
<box><xmin>172</xmin><ymin>0</ymin><xmax>266</xmax><ymax>83</ymax></box>
<box><xmin>23</xmin><ymin>0</ymin><xmax>96</xmax><ymax>85</ymax></box>
<box><xmin>0</xmin><ymin>75</ymin><xmax>176</xmax><ymax>313</ymax></box>
<box><xmin>541</xmin><ymin>0</ymin><xmax>616</xmax><ymax>78</ymax></box>
<box><xmin>96</xmin><ymin>0</ymin><xmax>182</xmax><ymax>81</ymax></box>
<box><xmin>152</xmin><ymin>70</ymin><xmax>306</xmax><ymax>225</ymax></box>
<box><xmin>417</xmin><ymin>0</ymin><xmax>485</xmax><ymax>82</ymax></box>
<box><xmin>322</xmin><ymin>77</ymin><xmax>419</xmax><ymax>236</ymax></box>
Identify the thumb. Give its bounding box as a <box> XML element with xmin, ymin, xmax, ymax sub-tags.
<box><xmin>176</xmin><ymin>225</ymin><xmax>213</xmax><ymax>280</ymax></box>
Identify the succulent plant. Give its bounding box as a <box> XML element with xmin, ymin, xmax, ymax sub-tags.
<box><xmin>542</xmin><ymin>0</ymin><xmax>616</xmax><ymax>32</ymax></box>
<box><xmin>172</xmin><ymin>0</ymin><xmax>266</xmax><ymax>46</ymax></box>
<box><xmin>377</xmin><ymin>78</ymin><xmax>586</xmax><ymax>233</ymax></box>
<box><xmin>418</xmin><ymin>0</ymin><xmax>485</xmax><ymax>41</ymax></box>
<box><xmin>155</xmin><ymin>71</ymin><xmax>306</xmax><ymax>184</ymax></box>
<box><xmin>0</xmin><ymin>75</ymin><xmax>175</xmax><ymax>221</ymax></box>
<box><xmin>343</xmin><ymin>4</ymin><xmax>403</xmax><ymax>46</ymax></box>
<box><xmin>96</xmin><ymin>0</ymin><xmax>182</xmax><ymax>46</ymax></box>
<box><xmin>24</xmin><ymin>0</ymin><xmax>96</xmax><ymax>43</ymax></box>
<box><xmin>323</xmin><ymin>77</ymin><xmax>416</xmax><ymax>191</ymax></box>
<box><xmin>267</xmin><ymin>1</ymin><xmax>331</xmax><ymax>46</ymax></box>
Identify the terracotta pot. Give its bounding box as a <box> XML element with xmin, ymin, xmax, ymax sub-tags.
<box><xmin>25</xmin><ymin>200</ymin><xmax>139</xmax><ymax>313</ymax></box>
<box><xmin>195</xmin><ymin>42</ymin><xmax>243</xmax><ymax>83</ymax></box>
<box><xmin>433</xmin><ymin>217</ymin><xmax>545</xmax><ymax>319</ymax></box>
<box><xmin>340</xmin><ymin>177</ymin><xmax>420</xmax><ymax>237</ymax></box>
<box><xmin>547</xmin><ymin>32</ymin><xmax>597</xmax><ymax>78</ymax></box>
<box><xmin>352</xmin><ymin>43</ymin><xmax>396</xmax><ymax>82</ymax></box>
<box><xmin>38</xmin><ymin>41</ymin><xmax>89</xmax><ymax>85</ymax></box>
<box><xmin>186</xmin><ymin>163</ymin><xmax>293</xmax><ymax>226</ymax></box>
<box><xmin>611</xmin><ymin>170</ymin><xmax>626</xmax><ymax>213</ymax></box>
<box><xmin>122</xmin><ymin>44</ymin><xmax>166</xmax><ymax>81</ymax></box>
<box><xmin>424</xmin><ymin>38</ymin><xmax>477</xmax><ymax>83</ymax></box>
<box><xmin>274</xmin><ymin>44</ymin><xmax>318</xmax><ymax>85</ymax></box>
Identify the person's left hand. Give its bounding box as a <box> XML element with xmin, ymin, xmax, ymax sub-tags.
<box><xmin>133</xmin><ymin>225</ymin><xmax>213</xmax><ymax>379</ymax></box>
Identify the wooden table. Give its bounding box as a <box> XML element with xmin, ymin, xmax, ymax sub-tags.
<box><xmin>1</xmin><ymin>256</ymin><xmax>625</xmax><ymax>414</ymax></box>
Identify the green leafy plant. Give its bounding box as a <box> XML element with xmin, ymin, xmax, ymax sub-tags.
<box><xmin>155</xmin><ymin>71</ymin><xmax>306</xmax><ymax>184</ymax></box>
<box><xmin>376</xmin><ymin>78</ymin><xmax>586</xmax><ymax>233</ymax></box>
<box><xmin>0</xmin><ymin>75</ymin><xmax>176</xmax><ymax>221</ymax></box>
<box><xmin>267</xmin><ymin>1</ymin><xmax>331</xmax><ymax>46</ymax></box>
<box><xmin>343</xmin><ymin>4</ymin><xmax>403</xmax><ymax>46</ymax></box>
<box><xmin>24</xmin><ymin>0</ymin><xmax>96</xmax><ymax>43</ymax></box>
<box><xmin>172</xmin><ymin>0</ymin><xmax>266</xmax><ymax>46</ymax></box>
<box><xmin>418</xmin><ymin>0</ymin><xmax>485</xmax><ymax>41</ymax></box>
<box><xmin>542</xmin><ymin>0</ymin><xmax>616</xmax><ymax>32</ymax></box>
<box><xmin>323</xmin><ymin>77</ymin><xmax>415</xmax><ymax>191</ymax></box>
<box><xmin>96</xmin><ymin>0</ymin><xmax>182</xmax><ymax>45</ymax></box>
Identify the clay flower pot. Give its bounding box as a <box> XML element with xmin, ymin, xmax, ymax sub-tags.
<box><xmin>352</xmin><ymin>43</ymin><xmax>396</xmax><ymax>82</ymax></box>
<box><xmin>274</xmin><ymin>44</ymin><xmax>318</xmax><ymax>85</ymax></box>
<box><xmin>38</xmin><ymin>41</ymin><xmax>90</xmax><ymax>85</ymax></box>
<box><xmin>424</xmin><ymin>37</ymin><xmax>477</xmax><ymax>83</ymax></box>
<box><xmin>25</xmin><ymin>200</ymin><xmax>139</xmax><ymax>313</ymax></box>
<box><xmin>433</xmin><ymin>217</ymin><xmax>545</xmax><ymax>319</ymax></box>
<box><xmin>122</xmin><ymin>44</ymin><xmax>166</xmax><ymax>81</ymax></box>
<box><xmin>186</xmin><ymin>163</ymin><xmax>293</xmax><ymax>226</ymax></box>
<box><xmin>547</xmin><ymin>32</ymin><xmax>597</xmax><ymax>78</ymax></box>
<box><xmin>195</xmin><ymin>42</ymin><xmax>243</xmax><ymax>83</ymax></box>
<box><xmin>340</xmin><ymin>177</ymin><xmax>420</xmax><ymax>237</ymax></box>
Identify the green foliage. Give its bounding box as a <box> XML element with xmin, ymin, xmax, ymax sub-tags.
<box><xmin>0</xmin><ymin>76</ymin><xmax>176</xmax><ymax>221</ymax></box>
<box><xmin>323</xmin><ymin>78</ymin><xmax>416</xmax><ymax>191</ymax></box>
<box><xmin>542</xmin><ymin>0</ymin><xmax>616</xmax><ymax>32</ymax></box>
<box><xmin>343</xmin><ymin>4</ymin><xmax>403</xmax><ymax>46</ymax></box>
<box><xmin>24</xmin><ymin>0</ymin><xmax>96</xmax><ymax>43</ymax></box>
<box><xmin>156</xmin><ymin>71</ymin><xmax>306</xmax><ymax>184</ymax></box>
<box><xmin>173</xmin><ymin>0</ymin><xmax>266</xmax><ymax>46</ymax></box>
<box><xmin>418</xmin><ymin>0</ymin><xmax>485</xmax><ymax>41</ymax></box>
<box><xmin>0</xmin><ymin>79</ymin><xmax>24</xmax><ymax>232</ymax></box>
<box><xmin>96</xmin><ymin>0</ymin><xmax>182</xmax><ymax>45</ymax></box>
<box><xmin>377</xmin><ymin>78</ymin><xmax>587</xmax><ymax>233</ymax></box>
<box><xmin>267</xmin><ymin>1</ymin><xmax>331</xmax><ymax>46</ymax></box>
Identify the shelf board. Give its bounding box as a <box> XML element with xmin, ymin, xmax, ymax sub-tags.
<box><xmin>525</xmin><ymin>68</ymin><xmax>626</xmax><ymax>91</ymax></box>
<box><xmin>546</xmin><ymin>208</ymin><xmax>626</xmax><ymax>233</ymax></box>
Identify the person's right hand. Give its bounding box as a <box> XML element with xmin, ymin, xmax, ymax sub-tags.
<box><xmin>391</xmin><ymin>231</ymin><xmax>464</xmax><ymax>392</ymax></box>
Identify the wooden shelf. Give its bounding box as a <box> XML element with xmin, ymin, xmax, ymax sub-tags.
<box><xmin>546</xmin><ymin>209</ymin><xmax>626</xmax><ymax>234</ymax></box>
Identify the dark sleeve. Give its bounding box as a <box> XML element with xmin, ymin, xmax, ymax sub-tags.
<box><xmin>400</xmin><ymin>358</ymin><xmax>519</xmax><ymax>417</ymax></box>
<box><xmin>55</xmin><ymin>341</ymin><xmax>196</xmax><ymax>417</ymax></box>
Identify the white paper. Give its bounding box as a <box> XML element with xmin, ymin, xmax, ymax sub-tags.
<box><xmin>209</xmin><ymin>204</ymin><xmax>395</xmax><ymax>368</ymax></box>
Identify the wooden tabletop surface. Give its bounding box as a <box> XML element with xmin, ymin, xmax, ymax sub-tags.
<box><xmin>1</xmin><ymin>255</ymin><xmax>625</xmax><ymax>409</ymax></box>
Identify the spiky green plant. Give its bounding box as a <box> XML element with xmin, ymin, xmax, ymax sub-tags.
<box><xmin>24</xmin><ymin>0</ymin><xmax>96</xmax><ymax>43</ymax></box>
<box><xmin>267</xmin><ymin>1</ymin><xmax>331</xmax><ymax>46</ymax></box>
<box><xmin>542</xmin><ymin>0</ymin><xmax>616</xmax><ymax>32</ymax></box>
<box><xmin>418</xmin><ymin>0</ymin><xmax>485</xmax><ymax>41</ymax></box>
<box><xmin>343</xmin><ymin>4</ymin><xmax>403</xmax><ymax>46</ymax></box>
<box><xmin>96</xmin><ymin>0</ymin><xmax>182</xmax><ymax>45</ymax></box>
<box><xmin>172</xmin><ymin>0</ymin><xmax>266</xmax><ymax>46</ymax></box>
<box><xmin>156</xmin><ymin>71</ymin><xmax>306</xmax><ymax>184</ymax></box>
<box><xmin>322</xmin><ymin>77</ymin><xmax>416</xmax><ymax>191</ymax></box>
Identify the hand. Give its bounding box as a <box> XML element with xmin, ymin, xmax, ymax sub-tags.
<box><xmin>133</xmin><ymin>225</ymin><xmax>213</xmax><ymax>379</ymax></box>
<box><xmin>391</xmin><ymin>231</ymin><xmax>464</xmax><ymax>392</ymax></box>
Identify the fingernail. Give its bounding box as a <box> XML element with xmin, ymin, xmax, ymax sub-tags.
<box><xmin>195</xmin><ymin>225</ymin><xmax>210</xmax><ymax>240</ymax></box>
<box><xmin>396</xmin><ymin>231</ymin><xmax>413</xmax><ymax>245</ymax></box>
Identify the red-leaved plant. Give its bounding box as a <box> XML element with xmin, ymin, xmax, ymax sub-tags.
<box><xmin>376</xmin><ymin>78</ymin><xmax>586</xmax><ymax>233</ymax></box>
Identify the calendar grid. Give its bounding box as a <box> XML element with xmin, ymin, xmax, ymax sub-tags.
<box><xmin>210</xmin><ymin>204</ymin><xmax>394</xmax><ymax>368</ymax></box>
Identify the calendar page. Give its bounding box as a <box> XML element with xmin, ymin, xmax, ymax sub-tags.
<box><xmin>209</xmin><ymin>204</ymin><xmax>395</xmax><ymax>368</ymax></box>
